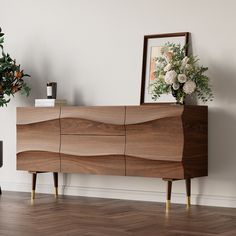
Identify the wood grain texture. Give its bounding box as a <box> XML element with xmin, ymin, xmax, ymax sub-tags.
<box><xmin>60</xmin><ymin>135</ymin><xmax>125</xmax><ymax>157</ymax></box>
<box><xmin>125</xmin><ymin>106</ymin><xmax>184</xmax><ymax>162</ymax></box>
<box><xmin>61</xmin><ymin>154</ymin><xmax>125</xmax><ymax>175</ymax></box>
<box><xmin>125</xmin><ymin>105</ymin><xmax>184</xmax><ymax>125</ymax></box>
<box><xmin>183</xmin><ymin>157</ymin><xmax>208</xmax><ymax>178</ymax></box>
<box><xmin>17</xmin><ymin>108</ymin><xmax>60</xmax><ymax>171</ymax></box>
<box><xmin>61</xmin><ymin>118</ymin><xmax>125</xmax><ymax>135</ymax></box>
<box><xmin>126</xmin><ymin>156</ymin><xmax>207</xmax><ymax>179</ymax></box>
<box><xmin>17</xmin><ymin>151</ymin><xmax>60</xmax><ymax>172</ymax></box>
<box><xmin>182</xmin><ymin>106</ymin><xmax>208</xmax><ymax>160</ymax></box>
<box><xmin>1</xmin><ymin>192</ymin><xmax>236</xmax><ymax>236</ymax></box>
<box><xmin>17</xmin><ymin>119</ymin><xmax>60</xmax><ymax>154</ymax></box>
<box><xmin>125</xmin><ymin>105</ymin><xmax>207</xmax><ymax>179</ymax></box>
<box><xmin>17</xmin><ymin>107</ymin><xmax>60</xmax><ymax>125</ymax></box>
<box><xmin>181</xmin><ymin>106</ymin><xmax>208</xmax><ymax>178</ymax></box>
<box><xmin>61</xmin><ymin>106</ymin><xmax>125</xmax><ymax>125</ymax></box>
<box><xmin>16</xmin><ymin>105</ymin><xmax>208</xmax><ymax>179</ymax></box>
<box><xmin>126</xmin><ymin>156</ymin><xmax>185</xmax><ymax>179</ymax></box>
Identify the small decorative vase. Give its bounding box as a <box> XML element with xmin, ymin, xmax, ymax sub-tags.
<box><xmin>47</xmin><ymin>82</ymin><xmax>57</xmax><ymax>99</ymax></box>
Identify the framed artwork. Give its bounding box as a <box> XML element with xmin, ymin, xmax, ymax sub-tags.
<box><xmin>140</xmin><ymin>32</ymin><xmax>189</xmax><ymax>105</ymax></box>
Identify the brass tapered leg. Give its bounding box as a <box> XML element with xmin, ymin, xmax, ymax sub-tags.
<box><xmin>186</xmin><ymin>179</ymin><xmax>191</xmax><ymax>208</ymax></box>
<box><xmin>31</xmin><ymin>172</ymin><xmax>37</xmax><ymax>200</ymax></box>
<box><xmin>166</xmin><ymin>180</ymin><xmax>172</xmax><ymax>211</ymax></box>
<box><xmin>53</xmin><ymin>172</ymin><xmax>58</xmax><ymax>198</ymax></box>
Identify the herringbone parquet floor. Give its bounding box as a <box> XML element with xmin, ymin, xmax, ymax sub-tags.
<box><xmin>0</xmin><ymin>191</ymin><xmax>236</xmax><ymax>236</ymax></box>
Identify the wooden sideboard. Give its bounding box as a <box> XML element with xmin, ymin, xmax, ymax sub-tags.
<box><xmin>16</xmin><ymin>105</ymin><xmax>208</xmax><ymax>208</ymax></box>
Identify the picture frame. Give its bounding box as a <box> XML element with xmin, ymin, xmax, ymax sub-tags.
<box><xmin>140</xmin><ymin>32</ymin><xmax>189</xmax><ymax>105</ymax></box>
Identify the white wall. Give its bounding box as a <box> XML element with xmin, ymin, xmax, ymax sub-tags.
<box><xmin>1</xmin><ymin>0</ymin><xmax>236</xmax><ymax>207</ymax></box>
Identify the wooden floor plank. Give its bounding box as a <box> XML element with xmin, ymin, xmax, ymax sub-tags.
<box><xmin>0</xmin><ymin>191</ymin><xmax>236</xmax><ymax>236</ymax></box>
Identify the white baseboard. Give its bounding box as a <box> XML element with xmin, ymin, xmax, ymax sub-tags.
<box><xmin>1</xmin><ymin>181</ymin><xmax>236</xmax><ymax>208</ymax></box>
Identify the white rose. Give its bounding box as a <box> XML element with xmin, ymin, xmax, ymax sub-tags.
<box><xmin>178</xmin><ymin>74</ymin><xmax>187</xmax><ymax>83</ymax></box>
<box><xmin>172</xmin><ymin>83</ymin><xmax>180</xmax><ymax>90</ymax></box>
<box><xmin>164</xmin><ymin>63</ymin><xmax>172</xmax><ymax>72</ymax></box>
<box><xmin>183</xmin><ymin>80</ymin><xmax>196</xmax><ymax>94</ymax></box>
<box><xmin>164</xmin><ymin>70</ymin><xmax>177</xmax><ymax>85</ymax></box>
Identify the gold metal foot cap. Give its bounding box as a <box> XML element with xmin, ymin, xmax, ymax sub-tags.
<box><xmin>166</xmin><ymin>200</ymin><xmax>171</xmax><ymax>211</ymax></box>
<box><xmin>187</xmin><ymin>196</ymin><xmax>191</xmax><ymax>208</ymax></box>
<box><xmin>31</xmin><ymin>190</ymin><xmax>36</xmax><ymax>200</ymax></box>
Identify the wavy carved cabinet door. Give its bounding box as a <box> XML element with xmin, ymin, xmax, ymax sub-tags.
<box><xmin>17</xmin><ymin>107</ymin><xmax>60</xmax><ymax>172</ymax></box>
<box><xmin>125</xmin><ymin>105</ymin><xmax>208</xmax><ymax>179</ymax></box>
<box><xmin>60</xmin><ymin>106</ymin><xmax>126</xmax><ymax>175</ymax></box>
<box><xmin>125</xmin><ymin>105</ymin><xmax>185</xmax><ymax>179</ymax></box>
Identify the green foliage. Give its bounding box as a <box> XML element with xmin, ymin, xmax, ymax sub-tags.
<box><xmin>150</xmin><ymin>42</ymin><xmax>213</xmax><ymax>104</ymax></box>
<box><xmin>0</xmin><ymin>27</ymin><xmax>31</xmax><ymax>107</ymax></box>
<box><xmin>151</xmin><ymin>77</ymin><xmax>170</xmax><ymax>100</ymax></box>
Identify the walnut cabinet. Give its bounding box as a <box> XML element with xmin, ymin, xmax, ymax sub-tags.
<box><xmin>16</xmin><ymin>105</ymin><xmax>208</xmax><ymax>207</ymax></box>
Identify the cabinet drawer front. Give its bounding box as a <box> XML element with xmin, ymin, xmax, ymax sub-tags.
<box><xmin>61</xmin><ymin>135</ymin><xmax>125</xmax><ymax>156</ymax></box>
<box><xmin>126</xmin><ymin>157</ymin><xmax>184</xmax><ymax>179</ymax></box>
<box><xmin>61</xmin><ymin>154</ymin><xmax>125</xmax><ymax>175</ymax></box>
<box><xmin>125</xmin><ymin>105</ymin><xmax>183</xmax><ymax>125</ymax></box>
<box><xmin>17</xmin><ymin>119</ymin><xmax>60</xmax><ymax>154</ymax></box>
<box><xmin>17</xmin><ymin>108</ymin><xmax>61</xmax><ymax>171</ymax></box>
<box><xmin>125</xmin><ymin>106</ymin><xmax>184</xmax><ymax>162</ymax></box>
<box><xmin>61</xmin><ymin>106</ymin><xmax>125</xmax><ymax>135</ymax></box>
<box><xmin>60</xmin><ymin>135</ymin><xmax>125</xmax><ymax>175</ymax></box>
<box><xmin>17</xmin><ymin>151</ymin><xmax>60</xmax><ymax>172</ymax></box>
<box><xmin>17</xmin><ymin>107</ymin><xmax>60</xmax><ymax>125</ymax></box>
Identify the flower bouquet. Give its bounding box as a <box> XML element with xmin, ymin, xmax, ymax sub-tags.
<box><xmin>0</xmin><ymin>27</ymin><xmax>30</xmax><ymax>107</ymax></box>
<box><xmin>150</xmin><ymin>43</ymin><xmax>213</xmax><ymax>104</ymax></box>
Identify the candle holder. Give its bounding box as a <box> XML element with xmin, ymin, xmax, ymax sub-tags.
<box><xmin>47</xmin><ymin>82</ymin><xmax>57</xmax><ymax>99</ymax></box>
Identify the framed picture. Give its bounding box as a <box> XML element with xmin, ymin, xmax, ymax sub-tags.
<box><xmin>140</xmin><ymin>32</ymin><xmax>189</xmax><ymax>105</ymax></box>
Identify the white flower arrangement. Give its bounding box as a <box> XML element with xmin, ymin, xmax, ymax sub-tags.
<box><xmin>150</xmin><ymin>43</ymin><xmax>213</xmax><ymax>104</ymax></box>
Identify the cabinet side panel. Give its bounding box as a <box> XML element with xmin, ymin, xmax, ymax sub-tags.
<box><xmin>182</xmin><ymin>106</ymin><xmax>208</xmax><ymax>177</ymax></box>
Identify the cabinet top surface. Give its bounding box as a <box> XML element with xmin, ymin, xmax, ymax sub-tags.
<box><xmin>17</xmin><ymin>104</ymin><xmax>207</xmax><ymax>109</ymax></box>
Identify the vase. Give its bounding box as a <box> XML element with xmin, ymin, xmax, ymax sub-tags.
<box><xmin>47</xmin><ymin>82</ymin><xmax>57</xmax><ymax>99</ymax></box>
